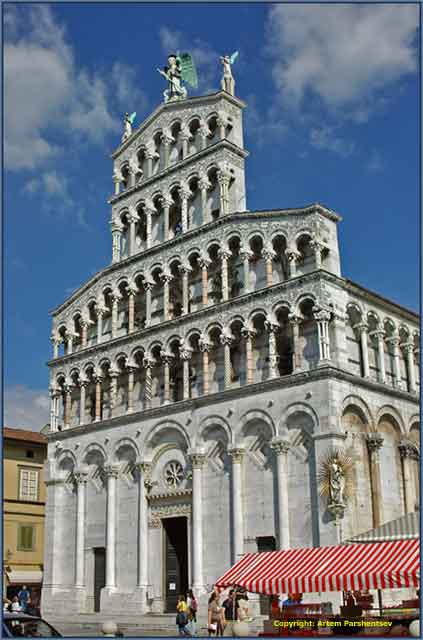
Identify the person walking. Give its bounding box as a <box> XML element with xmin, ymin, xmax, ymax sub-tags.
<box><xmin>176</xmin><ymin>594</ymin><xmax>191</xmax><ymax>636</ymax></box>
<box><xmin>222</xmin><ymin>589</ymin><xmax>236</xmax><ymax>637</ymax></box>
<box><xmin>186</xmin><ymin>589</ymin><xmax>198</xmax><ymax>635</ymax></box>
<box><xmin>208</xmin><ymin>591</ymin><xmax>224</xmax><ymax>637</ymax></box>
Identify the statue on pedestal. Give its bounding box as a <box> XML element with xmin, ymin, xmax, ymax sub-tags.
<box><xmin>220</xmin><ymin>51</ymin><xmax>239</xmax><ymax>96</ymax></box>
<box><xmin>157</xmin><ymin>53</ymin><xmax>197</xmax><ymax>103</ymax></box>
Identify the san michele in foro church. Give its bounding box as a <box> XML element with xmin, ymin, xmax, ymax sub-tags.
<box><xmin>42</xmin><ymin>53</ymin><xmax>420</xmax><ymax>617</ymax></box>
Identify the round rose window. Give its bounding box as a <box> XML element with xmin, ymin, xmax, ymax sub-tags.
<box><xmin>164</xmin><ymin>461</ymin><xmax>184</xmax><ymax>488</ymax></box>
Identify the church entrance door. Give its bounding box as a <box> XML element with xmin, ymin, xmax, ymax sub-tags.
<box><xmin>163</xmin><ymin>517</ymin><xmax>188</xmax><ymax>612</ymax></box>
<box><xmin>93</xmin><ymin>547</ymin><xmax>106</xmax><ymax>612</ymax></box>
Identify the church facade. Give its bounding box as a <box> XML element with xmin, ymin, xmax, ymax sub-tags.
<box><xmin>42</xmin><ymin>82</ymin><xmax>419</xmax><ymax>616</ymax></box>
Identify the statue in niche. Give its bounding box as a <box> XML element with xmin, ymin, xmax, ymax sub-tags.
<box><xmin>220</xmin><ymin>51</ymin><xmax>239</xmax><ymax>96</ymax></box>
<box><xmin>329</xmin><ymin>461</ymin><xmax>346</xmax><ymax>505</ymax></box>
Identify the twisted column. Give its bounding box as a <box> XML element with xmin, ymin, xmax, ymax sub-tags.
<box><xmin>265</xmin><ymin>320</ymin><xmax>280</xmax><ymax>379</ymax></box>
<box><xmin>199</xmin><ymin>257</ymin><xmax>211</xmax><ymax>306</ymax></box>
<box><xmin>219</xmin><ymin>249</ymin><xmax>231</xmax><ymax>301</ymax></box>
<box><xmin>109</xmin><ymin>369</ymin><xmax>119</xmax><ymax>417</ymax></box>
<box><xmin>63</xmin><ymin>385</ymin><xmax>73</xmax><ymax>428</ymax></box>
<box><xmin>74</xmin><ymin>469</ymin><xmax>88</xmax><ymax>586</ymax></box>
<box><xmin>180</xmin><ymin>184</ymin><xmax>190</xmax><ymax>232</ymax></box>
<box><xmin>241</xmin><ymin>327</ymin><xmax>256</xmax><ymax>385</ymax></box>
<box><xmin>199</xmin><ymin>336</ymin><xmax>211</xmax><ymax>395</ymax></box>
<box><xmin>285</xmin><ymin>249</ymin><xmax>301</xmax><ymax>278</ymax></box>
<box><xmin>143</xmin><ymin>358</ymin><xmax>154</xmax><ymax>409</ymax></box>
<box><xmin>354</xmin><ymin>323</ymin><xmax>370</xmax><ymax>378</ymax></box>
<box><xmin>399</xmin><ymin>440</ymin><xmax>419</xmax><ymax>513</ymax></box>
<box><xmin>104</xmin><ymin>464</ymin><xmax>120</xmax><ymax>589</ymax></box>
<box><xmin>220</xmin><ymin>332</ymin><xmax>234</xmax><ymax>389</ymax></box>
<box><xmin>271</xmin><ymin>439</ymin><xmax>291</xmax><ymax>549</ymax></box>
<box><xmin>262</xmin><ymin>246</ymin><xmax>276</xmax><ymax>287</ymax></box>
<box><xmin>228</xmin><ymin>448</ymin><xmax>245</xmax><ymax>562</ymax></box>
<box><xmin>189</xmin><ymin>450</ymin><xmax>206</xmax><ymax>591</ymax></box>
<box><xmin>160</xmin><ymin>272</ymin><xmax>173</xmax><ymax>321</ymax></box>
<box><xmin>366</xmin><ymin>434</ymin><xmax>384</xmax><ymax>527</ymax></box>
<box><xmin>288</xmin><ymin>313</ymin><xmax>302</xmax><ymax>372</ymax></box>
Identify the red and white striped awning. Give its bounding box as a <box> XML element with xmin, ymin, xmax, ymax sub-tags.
<box><xmin>215</xmin><ymin>539</ymin><xmax>419</xmax><ymax>594</ymax></box>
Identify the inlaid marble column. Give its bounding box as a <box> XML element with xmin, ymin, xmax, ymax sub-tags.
<box><xmin>180</xmin><ymin>346</ymin><xmax>193</xmax><ymax>400</ymax></box>
<box><xmin>262</xmin><ymin>247</ymin><xmax>276</xmax><ymax>287</ymax></box>
<box><xmin>160</xmin><ymin>352</ymin><xmax>173</xmax><ymax>404</ymax></box>
<box><xmin>111</xmin><ymin>294</ymin><xmax>120</xmax><ymax>339</ymax></box>
<box><xmin>241</xmin><ymin>327</ymin><xmax>256</xmax><ymax>385</ymax></box>
<box><xmin>161</xmin><ymin>272</ymin><xmax>173</xmax><ymax>321</ymax></box>
<box><xmin>218</xmin><ymin>171</ymin><xmax>230</xmax><ymax>216</ymax></box>
<box><xmin>310</xmin><ymin>240</ymin><xmax>323</xmax><ymax>269</ymax></box>
<box><xmin>288</xmin><ymin>313</ymin><xmax>302</xmax><ymax>372</ymax></box>
<box><xmin>220</xmin><ymin>333</ymin><xmax>234</xmax><ymax>390</ymax></box>
<box><xmin>180</xmin><ymin>265</ymin><xmax>192</xmax><ymax>315</ymax></box>
<box><xmin>240</xmin><ymin>248</ymin><xmax>252</xmax><ymax>293</ymax></box>
<box><xmin>74</xmin><ymin>468</ymin><xmax>88</xmax><ymax>587</ymax></box>
<box><xmin>285</xmin><ymin>249</ymin><xmax>301</xmax><ymax>278</ymax></box>
<box><xmin>271</xmin><ymin>438</ymin><xmax>290</xmax><ymax>550</ymax></box>
<box><xmin>79</xmin><ymin>378</ymin><xmax>88</xmax><ymax>426</ymax></box>
<box><xmin>399</xmin><ymin>440</ymin><xmax>419</xmax><ymax>513</ymax></box>
<box><xmin>355</xmin><ymin>323</ymin><xmax>370</xmax><ymax>379</ymax></box>
<box><xmin>228</xmin><ymin>448</ymin><xmax>245</xmax><ymax>562</ymax></box>
<box><xmin>199</xmin><ymin>175</ymin><xmax>211</xmax><ymax>224</ymax></box>
<box><xmin>127</xmin><ymin>366</ymin><xmax>136</xmax><ymax>413</ymax></box>
<box><xmin>265</xmin><ymin>320</ymin><xmax>280</xmax><ymax>379</ymax></box>
<box><xmin>127</xmin><ymin>288</ymin><xmax>136</xmax><ymax>333</ymax></box>
<box><xmin>128</xmin><ymin>209</ymin><xmax>139</xmax><ymax>257</ymax></box>
<box><xmin>199</xmin><ymin>336</ymin><xmax>211</xmax><ymax>395</ymax></box>
<box><xmin>111</xmin><ymin>220</ymin><xmax>123</xmax><ymax>263</ymax></box>
<box><xmin>96</xmin><ymin>306</ymin><xmax>106</xmax><ymax>345</ymax></box>
<box><xmin>104</xmin><ymin>464</ymin><xmax>120</xmax><ymax>589</ymax></box>
<box><xmin>189</xmin><ymin>450</ymin><xmax>206</xmax><ymax>591</ymax></box>
<box><xmin>372</xmin><ymin>330</ymin><xmax>386</xmax><ymax>384</ymax></box>
<box><xmin>219</xmin><ymin>249</ymin><xmax>231</xmax><ymax>301</ymax></box>
<box><xmin>136</xmin><ymin>461</ymin><xmax>152</xmax><ymax>596</ymax></box>
<box><xmin>63</xmin><ymin>385</ymin><xmax>73</xmax><ymax>428</ymax></box>
<box><xmin>403</xmin><ymin>342</ymin><xmax>416</xmax><ymax>393</ymax></box>
<box><xmin>162</xmin><ymin>196</ymin><xmax>172</xmax><ymax>242</ymax></box>
<box><xmin>313</xmin><ymin>307</ymin><xmax>331</xmax><ymax>363</ymax></box>
<box><xmin>180</xmin><ymin>185</ymin><xmax>190</xmax><ymax>232</ymax></box>
<box><xmin>366</xmin><ymin>433</ymin><xmax>384</xmax><ymax>527</ymax></box>
<box><xmin>80</xmin><ymin>321</ymin><xmax>88</xmax><ymax>348</ymax></box>
<box><xmin>199</xmin><ymin>124</ymin><xmax>208</xmax><ymax>151</ymax></box>
<box><xmin>109</xmin><ymin>369</ymin><xmax>119</xmax><ymax>417</ymax></box>
<box><xmin>198</xmin><ymin>257</ymin><xmax>210</xmax><ymax>306</ymax></box>
<box><xmin>143</xmin><ymin>281</ymin><xmax>153</xmax><ymax>327</ymax></box>
<box><xmin>94</xmin><ymin>375</ymin><xmax>102</xmax><ymax>422</ymax></box>
<box><xmin>387</xmin><ymin>335</ymin><xmax>402</xmax><ymax>388</ymax></box>
<box><xmin>143</xmin><ymin>358</ymin><xmax>154</xmax><ymax>409</ymax></box>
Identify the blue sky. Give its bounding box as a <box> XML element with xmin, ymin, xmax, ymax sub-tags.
<box><xmin>4</xmin><ymin>3</ymin><xmax>420</xmax><ymax>430</ymax></box>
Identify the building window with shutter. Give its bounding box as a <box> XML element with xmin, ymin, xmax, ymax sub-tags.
<box><xmin>18</xmin><ymin>524</ymin><xmax>35</xmax><ymax>551</ymax></box>
<box><xmin>19</xmin><ymin>468</ymin><xmax>39</xmax><ymax>502</ymax></box>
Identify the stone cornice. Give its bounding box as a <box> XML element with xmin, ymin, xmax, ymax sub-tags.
<box><xmin>45</xmin><ymin>364</ymin><xmax>418</xmax><ymax>443</ymax></box>
<box><xmin>111</xmin><ymin>91</ymin><xmax>246</xmax><ymax>158</ymax></box>
<box><xmin>49</xmin><ymin>205</ymin><xmax>337</xmax><ymax>317</ymax></box>
<box><xmin>109</xmin><ymin>139</ymin><xmax>248</xmax><ymax>206</ymax></box>
<box><xmin>148</xmin><ymin>488</ymin><xmax>192</xmax><ymax>502</ymax></box>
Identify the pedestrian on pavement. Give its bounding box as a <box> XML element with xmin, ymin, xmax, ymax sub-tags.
<box><xmin>208</xmin><ymin>591</ymin><xmax>224</xmax><ymax>637</ymax></box>
<box><xmin>17</xmin><ymin>585</ymin><xmax>30</xmax><ymax>612</ymax></box>
<box><xmin>186</xmin><ymin>589</ymin><xmax>198</xmax><ymax>634</ymax></box>
<box><xmin>176</xmin><ymin>594</ymin><xmax>191</xmax><ymax>636</ymax></box>
<box><xmin>222</xmin><ymin>589</ymin><xmax>237</xmax><ymax>636</ymax></box>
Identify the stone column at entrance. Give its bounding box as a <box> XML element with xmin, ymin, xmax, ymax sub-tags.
<box><xmin>366</xmin><ymin>433</ymin><xmax>384</xmax><ymax>527</ymax></box>
<box><xmin>399</xmin><ymin>440</ymin><xmax>419</xmax><ymax>513</ymax></box>
<box><xmin>104</xmin><ymin>464</ymin><xmax>120</xmax><ymax>589</ymax></box>
<box><xmin>136</xmin><ymin>461</ymin><xmax>151</xmax><ymax>609</ymax></box>
<box><xmin>271</xmin><ymin>438</ymin><xmax>290</xmax><ymax>550</ymax></box>
<box><xmin>189</xmin><ymin>450</ymin><xmax>206</xmax><ymax>592</ymax></box>
<box><xmin>74</xmin><ymin>468</ymin><xmax>88</xmax><ymax>587</ymax></box>
<box><xmin>228</xmin><ymin>448</ymin><xmax>245</xmax><ymax>562</ymax></box>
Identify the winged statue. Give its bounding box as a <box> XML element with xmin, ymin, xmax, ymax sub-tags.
<box><xmin>121</xmin><ymin>112</ymin><xmax>137</xmax><ymax>143</ymax></box>
<box><xmin>220</xmin><ymin>50</ymin><xmax>239</xmax><ymax>96</ymax></box>
<box><xmin>157</xmin><ymin>53</ymin><xmax>197</xmax><ymax>103</ymax></box>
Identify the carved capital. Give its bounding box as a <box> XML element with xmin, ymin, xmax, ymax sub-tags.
<box><xmin>353</xmin><ymin>322</ymin><xmax>368</xmax><ymax>334</ymax></box>
<box><xmin>220</xmin><ymin>332</ymin><xmax>234</xmax><ymax>347</ymax></box>
<box><xmin>288</xmin><ymin>312</ymin><xmax>302</xmax><ymax>326</ymax></box>
<box><xmin>399</xmin><ymin>439</ymin><xmax>420</xmax><ymax>461</ymax></box>
<box><xmin>188</xmin><ymin>449</ymin><xmax>206</xmax><ymax>469</ymax></box>
<box><xmin>313</xmin><ymin>307</ymin><xmax>331</xmax><ymax>323</ymax></box>
<box><xmin>160</xmin><ymin>271</ymin><xmax>173</xmax><ymax>284</ymax></box>
<box><xmin>103</xmin><ymin>464</ymin><xmax>120</xmax><ymax>479</ymax></box>
<box><xmin>228</xmin><ymin>447</ymin><xmax>245</xmax><ymax>463</ymax></box>
<box><xmin>198</xmin><ymin>256</ymin><xmax>211</xmax><ymax>270</ymax></box>
<box><xmin>199</xmin><ymin>336</ymin><xmax>212</xmax><ymax>353</ymax></box>
<box><xmin>271</xmin><ymin>438</ymin><xmax>290</xmax><ymax>455</ymax></box>
<box><xmin>218</xmin><ymin>248</ymin><xmax>232</xmax><ymax>262</ymax></box>
<box><xmin>285</xmin><ymin>249</ymin><xmax>301</xmax><ymax>262</ymax></box>
<box><xmin>264</xmin><ymin>319</ymin><xmax>279</xmax><ymax>334</ymax></box>
<box><xmin>262</xmin><ymin>247</ymin><xmax>276</xmax><ymax>261</ymax></box>
<box><xmin>241</xmin><ymin>326</ymin><xmax>256</xmax><ymax>341</ymax></box>
<box><xmin>74</xmin><ymin>469</ymin><xmax>89</xmax><ymax>484</ymax></box>
<box><xmin>143</xmin><ymin>280</ymin><xmax>154</xmax><ymax>292</ymax></box>
<box><xmin>110</xmin><ymin>219</ymin><xmax>124</xmax><ymax>233</ymax></box>
<box><xmin>160</xmin><ymin>350</ymin><xmax>174</xmax><ymax>365</ymax></box>
<box><xmin>142</xmin><ymin>356</ymin><xmax>155</xmax><ymax>370</ymax></box>
<box><xmin>366</xmin><ymin>433</ymin><xmax>384</xmax><ymax>454</ymax></box>
<box><xmin>179</xmin><ymin>346</ymin><xmax>193</xmax><ymax>361</ymax></box>
<box><xmin>78</xmin><ymin>377</ymin><xmax>89</xmax><ymax>388</ymax></box>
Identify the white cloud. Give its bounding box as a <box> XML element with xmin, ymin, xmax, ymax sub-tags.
<box><xmin>4</xmin><ymin>5</ymin><xmax>145</xmax><ymax>171</ymax></box>
<box><xmin>310</xmin><ymin>126</ymin><xmax>355</xmax><ymax>158</ymax></box>
<box><xmin>366</xmin><ymin>149</ymin><xmax>384</xmax><ymax>172</ymax></box>
<box><xmin>266</xmin><ymin>4</ymin><xmax>418</xmax><ymax>114</ymax></box>
<box><xmin>4</xmin><ymin>385</ymin><xmax>50</xmax><ymax>432</ymax></box>
<box><xmin>245</xmin><ymin>94</ymin><xmax>288</xmax><ymax>146</ymax></box>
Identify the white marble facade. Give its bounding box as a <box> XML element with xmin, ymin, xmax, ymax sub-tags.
<box><xmin>42</xmin><ymin>90</ymin><xmax>420</xmax><ymax>617</ymax></box>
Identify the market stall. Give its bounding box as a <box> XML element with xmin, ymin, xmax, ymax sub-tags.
<box><xmin>215</xmin><ymin>539</ymin><xmax>419</xmax><ymax>636</ymax></box>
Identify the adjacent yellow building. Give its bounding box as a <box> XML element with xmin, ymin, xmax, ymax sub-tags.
<box><xmin>3</xmin><ymin>427</ymin><xmax>47</xmax><ymax>605</ymax></box>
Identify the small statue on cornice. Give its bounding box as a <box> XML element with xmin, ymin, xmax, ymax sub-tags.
<box><xmin>122</xmin><ymin>112</ymin><xmax>136</xmax><ymax>143</ymax></box>
<box><xmin>220</xmin><ymin>51</ymin><xmax>239</xmax><ymax>96</ymax></box>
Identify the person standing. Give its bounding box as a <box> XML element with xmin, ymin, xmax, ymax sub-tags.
<box><xmin>186</xmin><ymin>589</ymin><xmax>198</xmax><ymax>635</ymax></box>
<box><xmin>222</xmin><ymin>589</ymin><xmax>237</xmax><ymax>637</ymax></box>
<box><xmin>176</xmin><ymin>594</ymin><xmax>191</xmax><ymax>637</ymax></box>
<box><xmin>17</xmin><ymin>585</ymin><xmax>30</xmax><ymax>612</ymax></box>
<box><xmin>208</xmin><ymin>592</ymin><xmax>224</xmax><ymax>637</ymax></box>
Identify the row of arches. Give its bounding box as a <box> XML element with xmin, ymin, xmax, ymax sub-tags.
<box><xmin>52</xmin><ymin>231</ymin><xmax>329</xmax><ymax>357</ymax></box>
<box><xmin>114</xmin><ymin>111</ymin><xmax>235</xmax><ymax>196</ymax></box>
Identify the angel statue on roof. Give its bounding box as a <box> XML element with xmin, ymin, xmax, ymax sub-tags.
<box><xmin>122</xmin><ymin>112</ymin><xmax>136</xmax><ymax>143</ymax></box>
<box><xmin>157</xmin><ymin>53</ymin><xmax>198</xmax><ymax>103</ymax></box>
<box><xmin>220</xmin><ymin>50</ymin><xmax>239</xmax><ymax>96</ymax></box>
